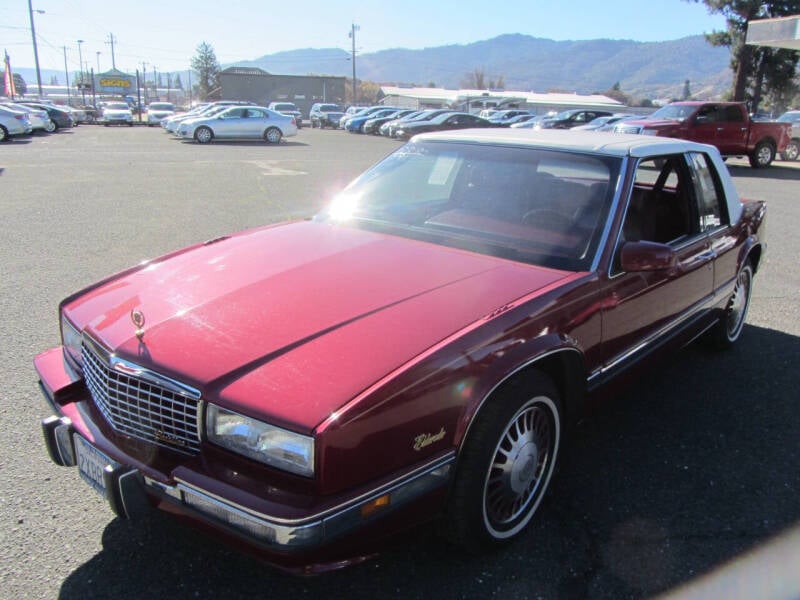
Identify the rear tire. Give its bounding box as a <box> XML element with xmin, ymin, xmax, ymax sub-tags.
<box><xmin>442</xmin><ymin>371</ymin><xmax>561</xmax><ymax>551</ymax></box>
<box><xmin>264</xmin><ymin>127</ymin><xmax>282</xmax><ymax>144</ymax></box>
<box><xmin>749</xmin><ymin>141</ymin><xmax>776</xmax><ymax>168</ymax></box>
<box><xmin>706</xmin><ymin>260</ymin><xmax>753</xmax><ymax>349</ymax></box>
<box><xmin>0</xmin><ymin>125</ymin><xmax>8</xmax><ymax>142</ymax></box>
<box><xmin>780</xmin><ymin>139</ymin><xmax>799</xmax><ymax>161</ymax></box>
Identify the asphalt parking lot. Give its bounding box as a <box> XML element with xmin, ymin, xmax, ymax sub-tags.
<box><xmin>1</xmin><ymin>126</ymin><xmax>799</xmax><ymax>599</ymax></box>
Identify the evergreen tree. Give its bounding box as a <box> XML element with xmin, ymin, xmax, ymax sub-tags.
<box><xmin>190</xmin><ymin>42</ymin><xmax>221</xmax><ymax>101</ymax></box>
<box><xmin>174</xmin><ymin>73</ymin><xmax>184</xmax><ymax>90</ymax></box>
<box><xmin>691</xmin><ymin>0</ymin><xmax>800</xmax><ymax>111</ymax></box>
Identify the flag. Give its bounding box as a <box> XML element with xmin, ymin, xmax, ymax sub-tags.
<box><xmin>4</xmin><ymin>50</ymin><xmax>17</xmax><ymax>99</ymax></box>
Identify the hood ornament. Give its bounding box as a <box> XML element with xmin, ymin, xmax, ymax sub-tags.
<box><xmin>131</xmin><ymin>309</ymin><xmax>146</xmax><ymax>339</ymax></box>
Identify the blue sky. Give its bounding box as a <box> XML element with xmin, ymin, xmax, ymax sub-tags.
<box><xmin>2</xmin><ymin>0</ymin><xmax>728</xmax><ymax>74</ymax></box>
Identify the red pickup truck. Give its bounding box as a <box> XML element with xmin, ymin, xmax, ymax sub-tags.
<box><xmin>615</xmin><ymin>101</ymin><xmax>792</xmax><ymax>168</ymax></box>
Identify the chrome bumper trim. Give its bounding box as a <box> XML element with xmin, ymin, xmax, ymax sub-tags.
<box><xmin>146</xmin><ymin>452</ymin><xmax>455</xmax><ymax>548</ymax></box>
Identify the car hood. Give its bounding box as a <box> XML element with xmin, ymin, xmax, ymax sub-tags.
<box><xmin>64</xmin><ymin>220</ymin><xmax>573</xmax><ymax>431</ymax></box>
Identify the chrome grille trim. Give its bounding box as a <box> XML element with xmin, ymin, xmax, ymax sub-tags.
<box><xmin>81</xmin><ymin>334</ymin><xmax>202</xmax><ymax>454</ymax></box>
<box><xmin>615</xmin><ymin>125</ymin><xmax>642</xmax><ymax>134</ymax></box>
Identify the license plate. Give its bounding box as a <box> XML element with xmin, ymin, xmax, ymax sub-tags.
<box><xmin>74</xmin><ymin>435</ymin><xmax>117</xmax><ymax>498</ymax></box>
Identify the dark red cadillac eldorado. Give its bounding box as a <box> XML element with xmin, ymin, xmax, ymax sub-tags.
<box><xmin>37</xmin><ymin>129</ymin><xmax>766</xmax><ymax>573</ymax></box>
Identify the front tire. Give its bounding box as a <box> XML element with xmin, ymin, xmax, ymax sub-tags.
<box><xmin>194</xmin><ymin>126</ymin><xmax>213</xmax><ymax>144</ymax></box>
<box><xmin>749</xmin><ymin>141</ymin><xmax>776</xmax><ymax>168</ymax></box>
<box><xmin>0</xmin><ymin>125</ymin><xmax>8</xmax><ymax>142</ymax></box>
<box><xmin>264</xmin><ymin>127</ymin><xmax>282</xmax><ymax>144</ymax></box>
<box><xmin>707</xmin><ymin>260</ymin><xmax>753</xmax><ymax>349</ymax></box>
<box><xmin>45</xmin><ymin>120</ymin><xmax>56</xmax><ymax>133</ymax></box>
<box><xmin>780</xmin><ymin>139</ymin><xmax>799</xmax><ymax>161</ymax></box>
<box><xmin>442</xmin><ymin>372</ymin><xmax>561</xmax><ymax>551</ymax></box>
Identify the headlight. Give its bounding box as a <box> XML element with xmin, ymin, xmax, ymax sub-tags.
<box><xmin>206</xmin><ymin>405</ymin><xmax>315</xmax><ymax>477</ymax></box>
<box><xmin>60</xmin><ymin>314</ymin><xmax>83</xmax><ymax>367</ymax></box>
<box><xmin>641</xmin><ymin>129</ymin><xmax>657</xmax><ymax>136</ymax></box>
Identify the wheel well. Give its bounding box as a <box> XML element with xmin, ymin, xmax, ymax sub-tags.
<box><xmin>747</xmin><ymin>244</ymin><xmax>763</xmax><ymax>273</ymax></box>
<box><xmin>469</xmin><ymin>349</ymin><xmax>587</xmax><ymax>441</ymax></box>
<box><xmin>755</xmin><ymin>137</ymin><xmax>777</xmax><ymax>150</ymax></box>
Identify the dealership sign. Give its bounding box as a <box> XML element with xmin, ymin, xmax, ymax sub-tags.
<box><xmin>100</xmin><ymin>78</ymin><xmax>131</xmax><ymax>88</ymax></box>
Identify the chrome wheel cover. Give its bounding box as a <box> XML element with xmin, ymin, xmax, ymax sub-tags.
<box><xmin>756</xmin><ymin>144</ymin><xmax>773</xmax><ymax>166</ymax></box>
<box><xmin>784</xmin><ymin>141</ymin><xmax>799</xmax><ymax>161</ymax></box>
<box><xmin>195</xmin><ymin>128</ymin><xmax>212</xmax><ymax>143</ymax></box>
<box><xmin>482</xmin><ymin>396</ymin><xmax>559</xmax><ymax>538</ymax></box>
<box><xmin>726</xmin><ymin>266</ymin><xmax>752</xmax><ymax>341</ymax></box>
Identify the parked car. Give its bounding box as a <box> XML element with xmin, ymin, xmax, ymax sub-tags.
<box><xmin>38</xmin><ymin>129</ymin><xmax>765</xmax><ymax>573</ymax></box>
<box><xmin>363</xmin><ymin>109</ymin><xmax>415</xmax><ymax>134</ymax></box>
<box><xmin>102</xmin><ymin>102</ymin><xmax>134</xmax><ymax>126</ymax></box>
<box><xmin>381</xmin><ymin>109</ymin><xmax>453</xmax><ymax>138</ymax></box>
<box><xmin>615</xmin><ymin>102</ymin><xmax>792</xmax><ymax>168</ymax></box>
<box><xmin>146</xmin><ymin>102</ymin><xmax>176</xmax><ymax>126</ymax></box>
<box><xmin>19</xmin><ymin>102</ymin><xmax>74</xmax><ymax>131</ymax></box>
<box><xmin>267</xmin><ymin>102</ymin><xmax>303</xmax><ymax>128</ymax></box>
<box><xmin>1</xmin><ymin>102</ymin><xmax>51</xmax><ymax>132</ymax></box>
<box><xmin>510</xmin><ymin>114</ymin><xmax>555</xmax><ymax>129</ymax></box>
<box><xmin>176</xmin><ymin>105</ymin><xmax>297</xmax><ymax>144</ymax></box>
<box><xmin>776</xmin><ymin>110</ymin><xmax>800</xmax><ymax>161</ymax></box>
<box><xmin>394</xmin><ymin>111</ymin><xmax>496</xmax><ymax>139</ymax></box>
<box><xmin>345</xmin><ymin>107</ymin><xmax>403</xmax><ymax>133</ymax></box>
<box><xmin>570</xmin><ymin>113</ymin><xmax>636</xmax><ymax>131</ymax></box>
<box><xmin>534</xmin><ymin>109</ymin><xmax>614</xmax><ymax>129</ymax></box>
<box><xmin>499</xmin><ymin>113</ymin><xmax>538</xmax><ymax>127</ymax></box>
<box><xmin>309</xmin><ymin>103</ymin><xmax>345</xmax><ymax>128</ymax></box>
<box><xmin>339</xmin><ymin>106</ymin><xmax>386</xmax><ymax>129</ymax></box>
<box><xmin>487</xmin><ymin>110</ymin><xmax>531</xmax><ymax>125</ymax></box>
<box><xmin>0</xmin><ymin>105</ymin><xmax>32</xmax><ymax>141</ymax></box>
<box><xmin>163</xmin><ymin>101</ymin><xmax>256</xmax><ymax>133</ymax></box>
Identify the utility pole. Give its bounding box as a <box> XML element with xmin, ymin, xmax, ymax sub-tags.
<box><xmin>349</xmin><ymin>23</ymin><xmax>359</xmax><ymax>105</ymax></box>
<box><xmin>187</xmin><ymin>69</ymin><xmax>192</xmax><ymax>107</ymax></box>
<box><xmin>153</xmin><ymin>66</ymin><xmax>158</xmax><ymax>100</ymax></box>
<box><xmin>77</xmin><ymin>39</ymin><xmax>86</xmax><ymax>104</ymax></box>
<box><xmin>141</xmin><ymin>61</ymin><xmax>148</xmax><ymax>104</ymax></box>
<box><xmin>63</xmin><ymin>46</ymin><xmax>71</xmax><ymax>105</ymax></box>
<box><xmin>96</xmin><ymin>51</ymin><xmax>101</xmax><ymax>73</ymax></box>
<box><xmin>27</xmin><ymin>0</ymin><xmax>44</xmax><ymax>97</ymax></box>
<box><xmin>106</xmin><ymin>33</ymin><xmax>117</xmax><ymax>69</ymax></box>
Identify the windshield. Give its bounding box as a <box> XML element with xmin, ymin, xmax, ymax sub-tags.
<box><xmin>106</xmin><ymin>103</ymin><xmax>129</xmax><ymax>110</ymax></box>
<box><xmin>315</xmin><ymin>140</ymin><xmax>620</xmax><ymax>271</ymax></box>
<box><xmin>149</xmin><ymin>103</ymin><xmax>174</xmax><ymax>110</ymax></box>
<box><xmin>273</xmin><ymin>104</ymin><xmax>297</xmax><ymax>111</ymax></box>
<box><xmin>319</xmin><ymin>104</ymin><xmax>342</xmax><ymax>112</ymax></box>
<box><xmin>648</xmin><ymin>104</ymin><xmax>695</xmax><ymax>121</ymax></box>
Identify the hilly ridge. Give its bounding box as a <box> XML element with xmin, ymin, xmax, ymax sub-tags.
<box><xmin>236</xmin><ymin>34</ymin><xmax>732</xmax><ymax>100</ymax></box>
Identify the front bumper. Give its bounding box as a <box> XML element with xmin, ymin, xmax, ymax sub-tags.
<box><xmin>37</xmin><ymin>347</ymin><xmax>454</xmax><ymax>569</ymax></box>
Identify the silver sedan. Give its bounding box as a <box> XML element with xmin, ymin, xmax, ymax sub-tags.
<box><xmin>177</xmin><ymin>106</ymin><xmax>297</xmax><ymax>144</ymax></box>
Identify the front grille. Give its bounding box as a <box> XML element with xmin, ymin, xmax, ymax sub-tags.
<box><xmin>81</xmin><ymin>336</ymin><xmax>202</xmax><ymax>454</ymax></box>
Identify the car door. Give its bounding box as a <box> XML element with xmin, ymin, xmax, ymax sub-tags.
<box><xmin>215</xmin><ymin>107</ymin><xmax>247</xmax><ymax>138</ymax></box>
<box><xmin>714</xmin><ymin>105</ymin><xmax>748</xmax><ymax>154</ymax></box>
<box><xmin>598</xmin><ymin>154</ymin><xmax>714</xmax><ymax>374</ymax></box>
<box><xmin>242</xmin><ymin>108</ymin><xmax>269</xmax><ymax>139</ymax></box>
<box><xmin>689</xmin><ymin>104</ymin><xmax>719</xmax><ymax>148</ymax></box>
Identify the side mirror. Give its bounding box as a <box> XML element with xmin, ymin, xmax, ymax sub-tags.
<box><xmin>620</xmin><ymin>241</ymin><xmax>677</xmax><ymax>272</ymax></box>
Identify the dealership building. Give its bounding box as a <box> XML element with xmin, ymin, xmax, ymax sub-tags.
<box><xmin>218</xmin><ymin>67</ymin><xmax>346</xmax><ymax>115</ymax></box>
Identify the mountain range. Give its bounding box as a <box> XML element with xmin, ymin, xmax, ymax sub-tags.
<box><xmin>235</xmin><ymin>34</ymin><xmax>733</xmax><ymax>100</ymax></box>
<box><xmin>9</xmin><ymin>34</ymin><xmax>734</xmax><ymax>101</ymax></box>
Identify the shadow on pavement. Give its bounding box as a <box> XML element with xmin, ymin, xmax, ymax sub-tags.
<box><xmin>58</xmin><ymin>324</ymin><xmax>800</xmax><ymax>599</ymax></box>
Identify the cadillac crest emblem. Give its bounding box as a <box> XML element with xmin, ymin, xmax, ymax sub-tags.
<box><xmin>131</xmin><ymin>308</ymin><xmax>146</xmax><ymax>339</ymax></box>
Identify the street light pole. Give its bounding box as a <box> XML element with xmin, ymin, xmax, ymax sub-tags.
<box><xmin>96</xmin><ymin>51</ymin><xmax>101</xmax><ymax>73</ymax></box>
<box><xmin>27</xmin><ymin>0</ymin><xmax>44</xmax><ymax>97</ymax></box>
<box><xmin>349</xmin><ymin>23</ymin><xmax>359</xmax><ymax>105</ymax></box>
